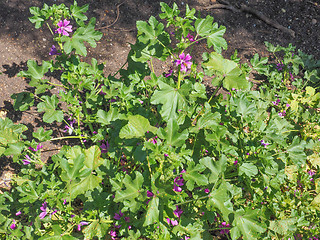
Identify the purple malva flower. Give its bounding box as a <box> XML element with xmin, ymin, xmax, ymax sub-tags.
<box><xmin>166</xmin><ymin>218</ymin><xmax>178</xmax><ymax>226</ymax></box>
<box><xmin>16</xmin><ymin>211</ymin><xmax>21</xmax><ymax>216</ymax></box>
<box><xmin>278</xmin><ymin>110</ymin><xmax>286</xmax><ymax>117</ymax></box>
<box><xmin>272</xmin><ymin>99</ymin><xmax>280</xmax><ymax>106</ymax></box>
<box><xmin>286</xmin><ymin>103</ymin><xmax>290</xmax><ymax>108</ymax></box>
<box><xmin>56</xmin><ymin>19</ymin><xmax>72</xmax><ymax>36</ymax></box>
<box><xmin>175</xmin><ymin>53</ymin><xmax>192</xmax><ymax>72</ymax></box>
<box><xmin>23</xmin><ymin>155</ymin><xmax>32</xmax><ymax>165</ymax></box>
<box><xmin>114</xmin><ymin>210</ymin><xmax>123</xmax><ymax>220</ymax></box>
<box><xmin>234</xmin><ymin>160</ymin><xmax>238</xmax><ymax>165</ymax></box>
<box><xmin>147</xmin><ymin>190</ymin><xmax>154</xmax><ymax>198</ymax></box>
<box><xmin>63</xmin><ymin>199</ymin><xmax>67</xmax><ymax>205</ymax></box>
<box><xmin>260</xmin><ymin>140</ymin><xmax>270</xmax><ymax>148</ymax></box>
<box><xmin>219</xmin><ymin>221</ymin><xmax>231</xmax><ymax>234</ymax></box>
<box><xmin>64</xmin><ymin>119</ymin><xmax>76</xmax><ymax>135</ymax></box>
<box><xmin>100</xmin><ymin>141</ymin><xmax>109</xmax><ymax>153</ymax></box>
<box><xmin>110</xmin><ymin>230</ymin><xmax>117</xmax><ymax>240</ymax></box>
<box><xmin>124</xmin><ymin>216</ymin><xmax>130</xmax><ymax>222</ymax></box>
<box><xmin>186</xmin><ymin>33</ymin><xmax>196</xmax><ymax>42</ymax></box>
<box><xmin>308</xmin><ymin>170</ymin><xmax>316</xmax><ymax>176</ymax></box>
<box><xmin>204</xmin><ymin>188</ymin><xmax>210</xmax><ymax>194</ymax></box>
<box><xmin>49</xmin><ymin>45</ymin><xmax>61</xmax><ymax>56</ymax></box>
<box><xmin>29</xmin><ymin>144</ymin><xmax>43</xmax><ymax>152</ymax></box>
<box><xmin>77</xmin><ymin>221</ymin><xmax>89</xmax><ymax>231</ymax></box>
<box><xmin>182</xmin><ymin>236</ymin><xmax>191</xmax><ymax>240</ymax></box>
<box><xmin>10</xmin><ymin>220</ymin><xmax>16</xmax><ymax>230</ymax></box>
<box><xmin>173</xmin><ymin>206</ymin><xmax>183</xmax><ymax>218</ymax></box>
<box><xmin>165</xmin><ymin>67</ymin><xmax>173</xmax><ymax>77</ymax></box>
<box><xmin>173</xmin><ymin>174</ymin><xmax>184</xmax><ymax>192</ymax></box>
<box><xmin>39</xmin><ymin>201</ymin><xmax>48</xmax><ymax>219</ymax></box>
<box><xmin>276</xmin><ymin>62</ymin><xmax>284</xmax><ymax>71</ymax></box>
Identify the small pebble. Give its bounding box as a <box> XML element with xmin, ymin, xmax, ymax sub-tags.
<box><xmin>312</xmin><ymin>19</ymin><xmax>317</xmax><ymax>25</ymax></box>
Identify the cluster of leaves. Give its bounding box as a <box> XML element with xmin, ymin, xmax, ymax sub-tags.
<box><xmin>0</xmin><ymin>1</ymin><xmax>320</xmax><ymax>240</ymax></box>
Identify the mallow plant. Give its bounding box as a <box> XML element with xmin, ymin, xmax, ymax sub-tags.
<box><xmin>0</xmin><ymin>1</ymin><xmax>320</xmax><ymax>239</ymax></box>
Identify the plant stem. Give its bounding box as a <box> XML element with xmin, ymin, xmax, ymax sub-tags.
<box><xmin>175</xmin><ymin>195</ymin><xmax>210</xmax><ymax>206</ymax></box>
<box><xmin>50</xmin><ymin>136</ymin><xmax>87</xmax><ymax>141</ymax></box>
<box><xmin>46</xmin><ymin>22</ymin><xmax>54</xmax><ymax>36</ymax></box>
<box><xmin>150</xmin><ymin>57</ymin><xmax>155</xmax><ymax>73</ymax></box>
<box><xmin>47</xmin><ymin>81</ymin><xmax>68</xmax><ymax>89</ymax></box>
<box><xmin>177</xmin><ymin>68</ymin><xmax>182</xmax><ymax>89</ymax></box>
<box><xmin>192</xmin><ymin>79</ymin><xmax>224</xmax><ymax>125</ymax></box>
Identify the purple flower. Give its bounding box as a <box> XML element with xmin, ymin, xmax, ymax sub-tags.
<box><xmin>29</xmin><ymin>144</ymin><xmax>43</xmax><ymax>152</ymax></box>
<box><xmin>308</xmin><ymin>170</ymin><xmax>316</xmax><ymax>176</ymax></box>
<box><xmin>272</xmin><ymin>99</ymin><xmax>280</xmax><ymax>106</ymax></box>
<box><xmin>63</xmin><ymin>199</ymin><xmax>67</xmax><ymax>205</ymax></box>
<box><xmin>186</xmin><ymin>33</ymin><xmax>196</xmax><ymax>42</ymax></box>
<box><xmin>173</xmin><ymin>206</ymin><xmax>183</xmax><ymax>218</ymax></box>
<box><xmin>23</xmin><ymin>155</ymin><xmax>32</xmax><ymax>165</ymax></box>
<box><xmin>260</xmin><ymin>140</ymin><xmax>270</xmax><ymax>148</ymax></box>
<box><xmin>173</xmin><ymin>175</ymin><xmax>184</xmax><ymax>192</ymax></box>
<box><xmin>182</xmin><ymin>236</ymin><xmax>191</xmax><ymax>240</ymax></box>
<box><xmin>233</xmin><ymin>160</ymin><xmax>238</xmax><ymax>165</ymax></box>
<box><xmin>64</xmin><ymin>119</ymin><xmax>76</xmax><ymax>135</ymax></box>
<box><xmin>10</xmin><ymin>220</ymin><xmax>16</xmax><ymax>230</ymax></box>
<box><xmin>114</xmin><ymin>210</ymin><xmax>123</xmax><ymax>220</ymax></box>
<box><xmin>276</xmin><ymin>62</ymin><xmax>284</xmax><ymax>71</ymax></box>
<box><xmin>204</xmin><ymin>188</ymin><xmax>210</xmax><ymax>194</ymax></box>
<box><xmin>100</xmin><ymin>141</ymin><xmax>109</xmax><ymax>153</ymax></box>
<box><xmin>77</xmin><ymin>221</ymin><xmax>89</xmax><ymax>231</ymax></box>
<box><xmin>175</xmin><ymin>53</ymin><xmax>192</xmax><ymax>72</ymax></box>
<box><xmin>147</xmin><ymin>190</ymin><xmax>154</xmax><ymax>198</ymax></box>
<box><xmin>39</xmin><ymin>202</ymin><xmax>48</xmax><ymax>219</ymax></box>
<box><xmin>16</xmin><ymin>211</ymin><xmax>21</xmax><ymax>216</ymax></box>
<box><xmin>219</xmin><ymin>221</ymin><xmax>231</xmax><ymax>234</ymax></box>
<box><xmin>110</xmin><ymin>230</ymin><xmax>117</xmax><ymax>239</ymax></box>
<box><xmin>166</xmin><ymin>218</ymin><xmax>178</xmax><ymax>226</ymax></box>
<box><xmin>278</xmin><ymin>110</ymin><xmax>286</xmax><ymax>117</ymax></box>
<box><xmin>165</xmin><ymin>67</ymin><xmax>173</xmax><ymax>77</ymax></box>
<box><xmin>49</xmin><ymin>45</ymin><xmax>61</xmax><ymax>56</ymax></box>
<box><xmin>56</xmin><ymin>19</ymin><xmax>72</xmax><ymax>36</ymax></box>
<box><xmin>124</xmin><ymin>216</ymin><xmax>130</xmax><ymax>222</ymax></box>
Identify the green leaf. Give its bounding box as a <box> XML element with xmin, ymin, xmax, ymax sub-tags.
<box><xmin>33</xmin><ymin>127</ymin><xmax>52</xmax><ymax>142</ymax></box>
<box><xmin>60</xmin><ymin>153</ymin><xmax>87</xmax><ymax>180</ymax></box>
<box><xmin>195</xmin><ymin>16</ymin><xmax>227</xmax><ymax>53</ymax></box>
<box><xmin>287</xmin><ymin>136</ymin><xmax>306</xmax><ymax>165</ymax></box>
<box><xmin>184</xmin><ymin>162</ymin><xmax>208</xmax><ymax>191</ymax></box>
<box><xmin>83</xmin><ymin>220</ymin><xmax>109</xmax><ymax>240</ymax></box>
<box><xmin>70</xmin><ymin>174</ymin><xmax>102</xmax><ymax>198</ymax></box>
<box><xmin>4</xmin><ymin>142</ymin><xmax>25</xmax><ymax>156</ymax></box>
<box><xmin>157</xmin><ymin>118</ymin><xmax>188</xmax><ymax>147</ymax></box>
<box><xmin>159</xmin><ymin>2</ymin><xmax>180</xmax><ymax>20</ymax></box>
<box><xmin>114</xmin><ymin>172</ymin><xmax>144</xmax><ymax>203</ymax></box>
<box><xmin>137</xmin><ymin>16</ymin><xmax>164</xmax><ymax>44</ymax></box>
<box><xmin>11</xmin><ymin>92</ymin><xmax>34</xmax><ymax>111</ymax></box>
<box><xmin>119</xmin><ymin>115</ymin><xmax>157</xmax><ymax>139</ymax></box>
<box><xmin>250</xmin><ymin>53</ymin><xmax>268</xmax><ymax>74</ymax></box>
<box><xmin>37</xmin><ymin>95</ymin><xmax>63</xmax><ymax>123</ymax></box>
<box><xmin>62</xmin><ymin>17</ymin><xmax>102</xmax><ymax>56</ymax></box>
<box><xmin>17</xmin><ymin>181</ymin><xmax>40</xmax><ymax>203</ymax></box>
<box><xmin>200</xmin><ymin>155</ymin><xmax>227</xmax><ymax>184</ymax></box>
<box><xmin>202</xmin><ymin>52</ymin><xmax>249</xmax><ymax>90</ymax></box>
<box><xmin>230</xmin><ymin>208</ymin><xmax>266</xmax><ymax>240</ymax></box>
<box><xmin>239</xmin><ymin>163</ymin><xmax>258</xmax><ymax>178</ymax></box>
<box><xmin>207</xmin><ymin>182</ymin><xmax>233</xmax><ymax>222</ymax></box>
<box><xmin>150</xmin><ymin>80</ymin><xmax>187</xmax><ymax>121</ymax></box>
<box><xmin>70</xmin><ymin>1</ymin><xmax>88</xmax><ymax>23</ymax></box>
<box><xmin>17</xmin><ymin>60</ymin><xmax>51</xmax><ymax>85</ymax></box>
<box><xmin>29</xmin><ymin>7</ymin><xmax>46</xmax><ymax>29</ymax></box>
<box><xmin>96</xmin><ymin>108</ymin><xmax>125</xmax><ymax>126</ymax></box>
<box><xmin>39</xmin><ymin>225</ymin><xmax>78</xmax><ymax>240</ymax></box>
<box><xmin>143</xmin><ymin>197</ymin><xmax>159</xmax><ymax>226</ymax></box>
<box><xmin>84</xmin><ymin>145</ymin><xmax>103</xmax><ymax>170</ymax></box>
<box><xmin>269</xmin><ymin>218</ymin><xmax>297</xmax><ymax>235</ymax></box>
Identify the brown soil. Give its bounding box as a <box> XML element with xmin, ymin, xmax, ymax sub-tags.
<box><xmin>0</xmin><ymin>0</ymin><xmax>319</xmax><ymax>184</ymax></box>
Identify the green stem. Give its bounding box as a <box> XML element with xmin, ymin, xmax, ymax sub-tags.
<box><xmin>175</xmin><ymin>195</ymin><xmax>210</xmax><ymax>206</ymax></box>
<box><xmin>50</xmin><ymin>136</ymin><xmax>87</xmax><ymax>141</ymax></box>
<box><xmin>150</xmin><ymin>57</ymin><xmax>155</xmax><ymax>73</ymax></box>
<box><xmin>112</xmin><ymin>60</ymin><xmax>128</xmax><ymax>77</ymax></box>
<box><xmin>47</xmin><ymin>81</ymin><xmax>68</xmax><ymax>89</ymax></box>
<box><xmin>78</xmin><ymin>95</ymin><xmax>95</xmax><ymax>134</ymax></box>
<box><xmin>177</xmin><ymin>68</ymin><xmax>182</xmax><ymax>89</ymax></box>
<box><xmin>192</xmin><ymin>79</ymin><xmax>224</xmax><ymax>125</ymax></box>
<box><xmin>46</xmin><ymin>22</ymin><xmax>54</xmax><ymax>36</ymax></box>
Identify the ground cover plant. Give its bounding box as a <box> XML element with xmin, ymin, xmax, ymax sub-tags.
<box><xmin>1</xmin><ymin>1</ymin><xmax>320</xmax><ymax>239</ymax></box>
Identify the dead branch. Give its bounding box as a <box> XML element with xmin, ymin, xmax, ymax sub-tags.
<box><xmin>198</xmin><ymin>0</ymin><xmax>295</xmax><ymax>38</ymax></box>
